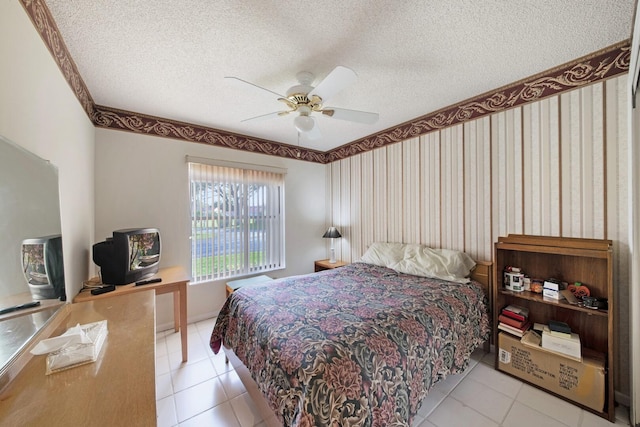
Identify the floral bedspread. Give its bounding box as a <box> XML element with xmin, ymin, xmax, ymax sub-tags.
<box><xmin>210</xmin><ymin>262</ymin><xmax>490</xmax><ymax>427</ymax></box>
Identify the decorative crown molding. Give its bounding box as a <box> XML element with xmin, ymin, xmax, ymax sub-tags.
<box><xmin>22</xmin><ymin>1</ymin><xmax>630</xmax><ymax>165</ymax></box>
<box><xmin>326</xmin><ymin>40</ymin><xmax>630</xmax><ymax>163</ymax></box>
<box><xmin>93</xmin><ymin>105</ymin><xmax>327</xmax><ymax>163</ymax></box>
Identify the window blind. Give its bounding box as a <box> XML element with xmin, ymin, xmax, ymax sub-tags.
<box><xmin>188</xmin><ymin>161</ymin><xmax>285</xmax><ymax>282</ymax></box>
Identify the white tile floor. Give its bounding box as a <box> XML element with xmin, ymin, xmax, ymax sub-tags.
<box><xmin>156</xmin><ymin>318</ymin><xmax>631</xmax><ymax>427</ymax></box>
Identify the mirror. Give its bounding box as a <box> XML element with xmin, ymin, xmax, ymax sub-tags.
<box><xmin>0</xmin><ymin>134</ymin><xmax>65</xmax><ymax>375</ymax></box>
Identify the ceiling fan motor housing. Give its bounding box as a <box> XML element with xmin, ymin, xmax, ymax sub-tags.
<box><xmin>285</xmin><ymin>71</ymin><xmax>316</xmax><ymax>101</ymax></box>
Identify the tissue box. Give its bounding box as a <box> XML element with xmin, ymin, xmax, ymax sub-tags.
<box><xmin>45</xmin><ymin>320</ymin><xmax>108</xmax><ymax>374</ymax></box>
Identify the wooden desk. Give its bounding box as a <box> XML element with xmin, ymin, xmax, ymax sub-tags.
<box><xmin>0</xmin><ymin>291</ymin><xmax>156</xmax><ymax>426</ymax></box>
<box><xmin>74</xmin><ymin>266</ymin><xmax>189</xmax><ymax>362</ymax></box>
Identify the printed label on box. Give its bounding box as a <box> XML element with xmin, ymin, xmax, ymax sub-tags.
<box><xmin>499</xmin><ymin>348</ymin><xmax>511</xmax><ymax>364</ymax></box>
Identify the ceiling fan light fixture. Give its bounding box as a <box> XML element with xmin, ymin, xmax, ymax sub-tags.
<box><xmin>294</xmin><ymin>115</ymin><xmax>315</xmax><ymax>133</ymax></box>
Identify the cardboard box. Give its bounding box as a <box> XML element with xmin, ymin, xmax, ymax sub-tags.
<box><xmin>498</xmin><ymin>332</ymin><xmax>605</xmax><ymax>412</ymax></box>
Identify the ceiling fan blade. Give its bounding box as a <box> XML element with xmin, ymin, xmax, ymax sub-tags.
<box><xmin>307</xmin><ymin>66</ymin><xmax>357</xmax><ymax>102</ymax></box>
<box><xmin>321</xmin><ymin>107</ymin><xmax>379</xmax><ymax>124</ymax></box>
<box><xmin>241</xmin><ymin>111</ymin><xmax>287</xmax><ymax>123</ymax></box>
<box><xmin>225</xmin><ymin>76</ymin><xmax>285</xmax><ymax>98</ymax></box>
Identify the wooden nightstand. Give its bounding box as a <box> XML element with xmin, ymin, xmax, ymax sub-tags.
<box><xmin>314</xmin><ymin>259</ymin><xmax>348</xmax><ymax>272</ymax></box>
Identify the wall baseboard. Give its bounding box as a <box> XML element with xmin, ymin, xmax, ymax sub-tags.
<box><xmin>616</xmin><ymin>391</ymin><xmax>631</xmax><ymax>408</ymax></box>
<box><xmin>156</xmin><ymin>311</ymin><xmax>218</xmax><ymax>335</ymax></box>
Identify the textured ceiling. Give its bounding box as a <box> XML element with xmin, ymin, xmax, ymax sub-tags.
<box><xmin>44</xmin><ymin>0</ymin><xmax>634</xmax><ymax>151</ymax></box>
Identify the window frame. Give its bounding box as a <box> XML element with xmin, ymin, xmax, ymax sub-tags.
<box><xmin>187</xmin><ymin>157</ymin><xmax>286</xmax><ymax>283</ymax></box>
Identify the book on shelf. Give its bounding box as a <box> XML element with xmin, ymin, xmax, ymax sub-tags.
<box><xmin>547</xmin><ymin>329</ymin><xmax>572</xmax><ymax>339</ymax></box>
<box><xmin>541</xmin><ymin>327</ymin><xmax>581</xmax><ymax>359</ymax></box>
<box><xmin>498</xmin><ymin>313</ymin><xmax>527</xmax><ymax>329</ymax></box>
<box><xmin>501</xmin><ymin>304</ymin><xmax>529</xmax><ymax>322</ymax></box>
<box><xmin>498</xmin><ymin>320</ymin><xmax>531</xmax><ymax>338</ymax></box>
<box><xmin>548</xmin><ymin>320</ymin><xmax>572</xmax><ymax>338</ymax></box>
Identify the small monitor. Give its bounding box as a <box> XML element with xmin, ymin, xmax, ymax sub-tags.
<box><xmin>21</xmin><ymin>235</ymin><xmax>66</xmax><ymax>300</ymax></box>
<box><xmin>93</xmin><ymin>228</ymin><xmax>161</xmax><ymax>285</ymax></box>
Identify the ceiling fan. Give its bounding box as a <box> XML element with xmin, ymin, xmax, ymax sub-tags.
<box><xmin>226</xmin><ymin>66</ymin><xmax>379</xmax><ymax>140</ymax></box>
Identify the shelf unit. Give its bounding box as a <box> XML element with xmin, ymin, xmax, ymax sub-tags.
<box><xmin>493</xmin><ymin>234</ymin><xmax>613</xmax><ymax>421</ymax></box>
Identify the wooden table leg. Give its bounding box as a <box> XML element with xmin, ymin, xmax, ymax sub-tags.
<box><xmin>179</xmin><ymin>283</ymin><xmax>188</xmax><ymax>363</ymax></box>
<box><xmin>172</xmin><ymin>290</ymin><xmax>180</xmax><ymax>333</ymax></box>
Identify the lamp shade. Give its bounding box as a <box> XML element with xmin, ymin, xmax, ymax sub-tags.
<box><xmin>294</xmin><ymin>115</ymin><xmax>315</xmax><ymax>133</ymax></box>
<box><xmin>322</xmin><ymin>227</ymin><xmax>342</xmax><ymax>239</ymax></box>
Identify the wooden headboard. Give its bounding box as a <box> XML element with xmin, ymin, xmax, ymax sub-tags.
<box><xmin>470</xmin><ymin>260</ymin><xmax>492</xmax><ymax>291</ymax></box>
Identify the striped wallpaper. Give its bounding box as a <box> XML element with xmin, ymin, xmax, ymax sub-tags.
<box><xmin>326</xmin><ymin>74</ymin><xmax>630</xmax><ymax>394</ymax></box>
<box><xmin>327</xmin><ymin>75</ymin><xmax>627</xmax><ymax>264</ymax></box>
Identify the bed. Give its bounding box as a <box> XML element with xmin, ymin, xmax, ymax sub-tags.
<box><xmin>210</xmin><ymin>243</ymin><xmax>491</xmax><ymax>427</ymax></box>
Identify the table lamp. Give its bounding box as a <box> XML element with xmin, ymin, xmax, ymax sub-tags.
<box><xmin>322</xmin><ymin>227</ymin><xmax>342</xmax><ymax>263</ymax></box>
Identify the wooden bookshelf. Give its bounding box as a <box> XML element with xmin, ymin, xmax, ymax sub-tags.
<box><xmin>493</xmin><ymin>234</ymin><xmax>614</xmax><ymax>421</ymax></box>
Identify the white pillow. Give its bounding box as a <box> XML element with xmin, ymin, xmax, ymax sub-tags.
<box><xmin>392</xmin><ymin>246</ymin><xmax>476</xmax><ymax>283</ymax></box>
<box><xmin>359</xmin><ymin>242</ymin><xmax>406</xmax><ymax>267</ymax></box>
<box><xmin>360</xmin><ymin>242</ymin><xmax>476</xmax><ymax>283</ymax></box>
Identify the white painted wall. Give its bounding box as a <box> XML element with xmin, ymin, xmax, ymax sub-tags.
<box><xmin>0</xmin><ymin>0</ymin><xmax>95</xmax><ymax>300</ymax></box>
<box><xmin>94</xmin><ymin>129</ymin><xmax>327</xmax><ymax>328</ymax></box>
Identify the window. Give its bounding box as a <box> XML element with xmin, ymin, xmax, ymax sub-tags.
<box><xmin>188</xmin><ymin>159</ymin><xmax>285</xmax><ymax>282</ymax></box>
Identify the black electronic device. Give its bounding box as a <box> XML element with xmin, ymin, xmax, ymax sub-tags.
<box><xmin>92</xmin><ymin>228</ymin><xmax>161</xmax><ymax>285</ymax></box>
<box><xmin>135</xmin><ymin>278</ymin><xmax>162</xmax><ymax>286</ymax></box>
<box><xmin>91</xmin><ymin>285</ymin><xmax>116</xmax><ymax>295</ymax></box>
<box><xmin>0</xmin><ymin>301</ymin><xmax>41</xmax><ymax>315</ymax></box>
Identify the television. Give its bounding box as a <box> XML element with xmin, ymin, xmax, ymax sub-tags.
<box><xmin>21</xmin><ymin>235</ymin><xmax>66</xmax><ymax>301</ymax></box>
<box><xmin>92</xmin><ymin>228</ymin><xmax>161</xmax><ymax>285</ymax></box>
